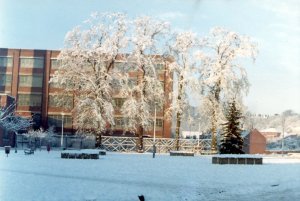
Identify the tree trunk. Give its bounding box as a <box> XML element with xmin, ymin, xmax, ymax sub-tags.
<box><xmin>211</xmin><ymin>111</ymin><xmax>217</xmax><ymax>152</ymax></box>
<box><xmin>95</xmin><ymin>132</ymin><xmax>102</xmax><ymax>148</ymax></box>
<box><xmin>136</xmin><ymin>126</ymin><xmax>144</xmax><ymax>152</ymax></box>
<box><xmin>175</xmin><ymin>112</ymin><xmax>181</xmax><ymax>151</ymax></box>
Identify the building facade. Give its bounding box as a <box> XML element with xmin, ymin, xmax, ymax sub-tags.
<box><xmin>0</xmin><ymin>48</ymin><xmax>172</xmax><ymax>138</ymax></box>
<box><xmin>242</xmin><ymin>129</ymin><xmax>266</xmax><ymax>154</ymax></box>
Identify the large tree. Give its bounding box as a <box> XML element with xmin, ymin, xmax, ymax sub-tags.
<box><xmin>166</xmin><ymin>32</ymin><xmax>201</xmax><ymax>150</ymax></box>
<box><xmin>198</xmin><ymin>27</ymin><xmax>257</xmax><ymax>151</ymax></box>
<box><xmin>51</xmin><ymin>12</ymin><xmax>128</xmax><ymax>146</ymax></box>
<box><xmin>220</xmin><ymin>100</ymin><xmax>244</xmax><ymax>154</ymax></box>
<box><xmin>120</xmin><ymin>16</ymin><xmax>169</xmax><ymax>152</ymax></box>
<box><xmin>51</xmin><ymin>13</ymin><xmax>168</xmax><ymax>151</ymax></box>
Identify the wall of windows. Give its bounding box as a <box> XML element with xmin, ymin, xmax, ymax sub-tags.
<box><xmin>18</xmin><ymin>94</ymin><xmax>42</xmax><ymax>107</ymax></box>
<box><xmin>48</xmin><ymin>115</ymin><xmax>72</xmax><ymax>128</ymax></box>
<box><xmin>48</xmin><ymin>95</ymin><xmax>73</xmax><ymax>108</ymax></box>
<box><xmin>19</xmin><ymin>75</ymin><xmax>43</xmax><ymax>87</ymax></box>
<box><xmin>0</xmin><ymin>57</ymin><xmax>13</xmax><ymax>67</ymax></box>
<box><xmin>20</xmin><ymin>58</ymin><xmax>44</xmax><ymax>68</ymax></box>
<box><xmin>0</xmin><ymin>74</ymin><xmax>12</xmax><ymax>86</ymax></box>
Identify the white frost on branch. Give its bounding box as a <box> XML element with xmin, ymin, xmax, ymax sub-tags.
<box><xmin>120</xmin><ymin>16</ymin><xmax>169</xmax><ymax>133</ymax></box>
<box><xmin>198</xmin><ymin>27</ymin><xmax>258</xmax><ymax>134</ymax></box>
<box><xmin>0</xmin><ymin>102</ymin><xmax>32</xmax><ymax>132</ymax></box>
<box><xmin>50</xmin><ymin>12</ymin><xmax>129</xmax><ymax>134</ymax></box>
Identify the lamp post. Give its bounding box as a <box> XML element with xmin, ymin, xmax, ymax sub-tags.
<box><xmin>61</xmin><ymin>113</ymin><xmax>64</xmax><ymax>149</ymax></box>
<box><xmin>153</xmin><ymin>102</ymin><xmax>157</xmax><ymax>158</ymax></box>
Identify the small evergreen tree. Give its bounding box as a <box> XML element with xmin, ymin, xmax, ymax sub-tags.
<box><xmin>220</xmin><ymin>101</ymin><xmax>244</xmax><ymax>154</ymax></box>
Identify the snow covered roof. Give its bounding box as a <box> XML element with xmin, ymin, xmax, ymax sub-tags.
<box><xmin>260</xmin><ymin>128</ymin><xmax>280</xmax><ymax>133</ymax></box>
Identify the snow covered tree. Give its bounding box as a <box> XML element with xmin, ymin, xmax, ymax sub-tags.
<box><xmin>120</xmin><ymin>16</ymin><xmax>169</xmax><ymax>152</ymax></box>
<box><xmin>50</xmin><ymin>12</ymin><xmax>129</xmax><ymax>146</ymax></box>
<box><xmin>166</xmin><ymin>32</ymin><xmax>201</xmax><ymax>150</ymax></box>
<box><xmin>198</xmin><ymin>27</ymin><xmax>257</xmax><ymax>151</ymax></box>
<box><xmin>0</xmin><ymin>102</ymin><xmax>31</xmax><ymax>132</ymax></box>
<box><xmin>220</xmin><ymin>100</ymin><xmax>244</xmax><ymax>154</ymax></box>
<box><xmin>26</xmin><ymin>126</ymin><xmax>55</xmax><ymax>149</ymax></box>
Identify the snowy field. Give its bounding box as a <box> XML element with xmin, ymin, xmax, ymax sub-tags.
<box><xmin>1</xmin><ymin>150</ymin><xmax>300</xmax><ymax>201</ymax></box>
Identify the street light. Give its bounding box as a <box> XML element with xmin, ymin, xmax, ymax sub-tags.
<box><xmin>153</xmin><ymin>102</ymin><xmax>157</xmax><ymax>158</ymax></box>
<box><xmin>61</xmin><ymin>113</ymin><xmax>64</xmax><ymax>149</ymax></box>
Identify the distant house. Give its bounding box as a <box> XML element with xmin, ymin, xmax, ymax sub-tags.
<box><xmin>260</xmin><ymin>128</ymin><xmax>281</xmax><ymax>141</ymax></box>
<box><xmin>242</xmin><ymin>129</ymin><xmax>266</xmax><ymax>154</ymax></box>
<box><xmin>182</xmin><ymin>131</ymin><xmax>202</xmax><ymax>139</ymax></box>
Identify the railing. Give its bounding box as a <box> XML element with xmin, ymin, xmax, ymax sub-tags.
<box><xmin>102</xmin><ymin>136</ymin><xmax>211</xmax><ymax>154</ymax></box>
<box><xmin>16</xmin><ymin>134</ymin><xmax>212</xmax><ymax>154</ymax></box>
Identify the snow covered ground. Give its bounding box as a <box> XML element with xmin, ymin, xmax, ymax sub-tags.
<box><xmin>1</xmin><ymin>150</ymin><xmax>300</xmax><ymax>201</ymax></box>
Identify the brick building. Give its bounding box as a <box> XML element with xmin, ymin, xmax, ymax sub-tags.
<box><xmin>0</xmin><ymin>48</ymin><xmax>172</xmax><ymax>140</ymax></box>
<box><xmin>242</xmin><ymin>129</ymin><xmax>266</xmax><ymax>154</ymax></box>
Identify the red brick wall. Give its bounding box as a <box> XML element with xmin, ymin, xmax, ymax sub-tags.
<box><xmin>249</xmin><ymin>129</ymin><xmax>266</xmax><ymax>154</ymax></box>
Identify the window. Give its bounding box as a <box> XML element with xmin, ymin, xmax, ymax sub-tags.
<box><xmin>20</xmin><ymin>58</ymin><xmax>44</xmax><ymax>68</ymax></box>
<box><xmin>155</xmin><ymin>63</ymin><xmax>164</xmax><ymax>71</ymax></box>
<box><xmin>51</xmin><ymin>59</ymin><xmax>61</xmax><ymax>69</ymax></box>
<box><xmin>128</xmin><ymin>78</ymin><xmax>137</xmax><ymax>88</ymax></box>
<box><xmin>114</xmin><ymin>62</ymin><xmax>135</xmax><ymax>71</ymax></box>
<box><xmin>113</xmin><ymin>98</ymin><xmax>125</xmax><ymax>109</ymax></box>
<box><xmin>0</xmin><ymin>57</ymin><xmax>13</xmax><ymax>67</ymax></box>
<box><xmin>0</xmin><ymin>74</ymin><xmax>12</xmax><ymax>86</ymax></box>
<box><xmin>18</xmin><ymin>94</ymin><xmax>42</xmax><ymax>107</ymax></box>
<box><xmin>48</xmin><ymin>95</ymin><xmax>73</xmax><ymax>108</ymax></box>
<box><xmin>114</xmin><ymin>62</ymin><xmax>124</xmax><ymax>70</ymax></box>
<box><xmin>48</xmin><ymin>115</ymin><xmax>72</xmax><ymax>128</ymax></box>
<box><xmin>19</xmin><ymin>75</ymin><xmax>43</xmax><ymax>87</ymax></box>
<box><xmin>114</xmin><ymin>117</ymin><xmax>125</xmax><ymax>127</ymax></box>
<box><xmin>156</xmin><ymin>119</ymin><xmax>163</xmax><ymax>127</ymax></box>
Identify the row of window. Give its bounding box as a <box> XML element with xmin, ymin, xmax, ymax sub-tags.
<box><xmin>114</xmin><ymin>62</ymin><xmax>165</xmax><ymax>71</ymax></box>
<box><xmin>48</xmin><ymin>95</ymin><xmax>73</xmax><ymax>108</ymax></box>
<box><xmin>18</xmin><ymin>94</ymin><xmax>42</xmax><ymax>107</ymax></box>
<box><xmin>0</xmin><ymin>74</ymin><xmax>43</xmax><ymax>87</ymax></box>
<box><xmin>114</xmin><ymin>117</ymin><xmax>163</xmax><ymax>128</ymax></box>
<box><xmin>46</xmin><ymin>115</ymin><xmax>163</xmax><ymax>129</ymax></box>
<box><xmin>17</xmin><ymin>94</ymin><xmax>74</xmax><ymax>108</ymax></box>
<box><xmin>0</xmin><ymin>57</ymin><xmax>59</xmax><ymax>69</ymax></box>
<box><xmin>48</xmin><ymin>115</ymin><xmax>73</xmax><ymax>128</ymax></box>
<box><xmin>15</xmin><ymin>94</ymin><xmax>164</xmax><ymax>113</ymax></box>
<box><xmin>0</xmin><ymin>57</ymin><xmax>165</xmax><ymax>71</ymax></box>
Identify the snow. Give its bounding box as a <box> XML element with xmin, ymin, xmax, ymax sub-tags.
<box><xmin>1</xmin><ymin>150</ymin><xmax>300</xmax><ymax>201</ymax></box>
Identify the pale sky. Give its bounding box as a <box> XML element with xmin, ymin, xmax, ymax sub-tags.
<box><xmin>0</xmin><ymin>0</ymin><xmax>299</xmax><ymax>115</ymax></box>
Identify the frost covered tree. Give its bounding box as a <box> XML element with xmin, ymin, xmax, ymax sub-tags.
<box><xmin>0</xmin><ymin>102</ymin><xmax>31</xmax><ymax>132</ymax></box>
<box><xmin>26</xmin><ymin>126</ymin><xmax>55</xmax><ymax>149</ymax></box>
<box><xmin>220</xmin><ymin>100</ymin><xmax>244</xmax><ymax>154</ymax></box>
<box><xmin>50</xmin><ymin>12</ymin><xmax>128</xmax><ymax>146</ymax></box>
<box><xmin>120</xmin><ymin>16</ymin><xmax>169</xmax><ymax>152</ymax></box>
<box><xmin>198</xmin><ymin>27</ymin><xmax>257</xmax><ymax>151</ymax></box>
<box><xmin>166</xmin><ymin>32</ymin><xmax>201</xmax><ymax>150</ymax></box>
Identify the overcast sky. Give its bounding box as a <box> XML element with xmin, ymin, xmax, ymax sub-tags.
<box><xmin>0</xmin><ymin>0</ymin><xmax>299</xmax><ymax>115</ymax></box>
